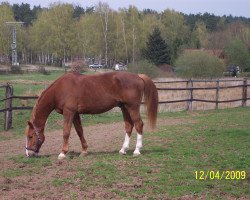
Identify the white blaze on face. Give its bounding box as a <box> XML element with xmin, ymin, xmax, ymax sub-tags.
<box><xmin>25</xmin><ymin>137</ymin><xmax>39</xmax><ymax>157</ymax></box>
<box><xmin>25</xmin><ymin>137</ymin><xmax>29</xmax><ymax>157</ymax></box>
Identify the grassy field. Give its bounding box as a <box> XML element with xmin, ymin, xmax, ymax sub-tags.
<box><xmin>0</xmin><ymin>107</ymin><xmax>249</xmax><ymax>199</ymax></box>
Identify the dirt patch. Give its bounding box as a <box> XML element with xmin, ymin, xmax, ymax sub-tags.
<box><xmin>0</xmin><ymin>118</ymin><xmax>194</xmax><ymax>159</ymax></box>
<box><xmin>0</xmin><ymin>131</ymin><xmax>13</xmax><ymax>140</ymax></box>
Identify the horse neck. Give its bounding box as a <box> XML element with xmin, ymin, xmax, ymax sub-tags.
<box><xmin>32</xmin><ymin>90</ymin><xmax>55</xmax><ymax>129</ymax></box>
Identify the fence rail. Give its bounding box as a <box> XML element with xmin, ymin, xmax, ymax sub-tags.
<box><xmin>154</xmin><ymin>79</ymin><xmax>246</xmax><ymax>83</ymax></box>
<box><xmin>0</xmin><ymin>106</ymin><xmax>34</xmax><ymax>113</ymax></box>
<box><xmin>157</xmin><ymin>84</ymin><xmax>250</xmax><ymax>90</ymax></box>
<box><xmin>1</xmin><ymin>78</ymin><xmax>249</xmax><ymax>130</ymax></box>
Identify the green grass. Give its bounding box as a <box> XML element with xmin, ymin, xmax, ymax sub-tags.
<box><xmin>0</xmin><ymin>71</ymin><xmax>65</xmax><ymax>100</ymax></box>
<box><xmin>0</xmin><ymin>107</ymin><xmax>249</xmax><ymax>199</ymax></box>
<box><xmin>10</xmin><ymin>155</ymin><xmax>52</xmax><ymax>167</ymax></box>
<box><xmin>0</xmin><ymin>71</ymin><xmax>65</xmax><ymax>82</ymax></box>
<box><xmin>1</xmin><ymin>156</ymin><xmax>52</xmax><ymax>178</ymax></box>
<box><xmin>1</xmin><ymin>168</ymin><xmax>25</xmax><ymax>178</ymax></box>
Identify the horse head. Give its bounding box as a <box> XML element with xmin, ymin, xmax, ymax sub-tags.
<box><xmin>25</xmin><ymin>121</ymin><xmax>45</xmax><ymax>157</ymax></box>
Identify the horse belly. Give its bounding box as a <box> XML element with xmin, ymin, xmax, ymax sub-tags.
<box><xmin>77</xmin><ymin>100</ymin><xmax>117</xmax><ymax>114</ymax></box>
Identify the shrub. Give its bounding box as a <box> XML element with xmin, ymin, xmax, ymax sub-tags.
<box><xmin>128</xmin><ymin>60</ymin><xmax>158</xmax><ymax>78</ymax></box>
<box><xmin>175</xmin><ymin>51</ymin><xmax>225</xmax><ymax>78</ymax></box>
<box><xmin>38</xmin><ymin>66</ymin><xmax>50</xmax><ymax>75</ymax></box>
<box><xmin>225</xmin><ymin>38</ymin><xmax>250</xmax><ymax>72</ymax></box>
<box><xmin>10</xmin><ymin>65</ymin><xmax>23</xmax><ymax>74</ymax></box>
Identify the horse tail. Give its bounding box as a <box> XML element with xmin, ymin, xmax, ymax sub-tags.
<box><xmin>138</xmin><ymin>74</ymin><xmax>158</xmax><ymax>130</ymax></box>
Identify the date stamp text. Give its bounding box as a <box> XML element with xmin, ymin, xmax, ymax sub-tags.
<box><xmin>195</xmin><ymin>170</ymin><xmax>246</xmax><ymax>180</ymax></box>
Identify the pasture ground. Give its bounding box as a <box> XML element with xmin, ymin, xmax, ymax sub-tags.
<box><xmin>0</xmin><ymin>107</ymin><xmax>249</xmax><ymax>200</ymax></box>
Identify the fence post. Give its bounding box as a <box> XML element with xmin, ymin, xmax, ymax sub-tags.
<box><xmin>187</xmin><ymin>79</ymin><xmax>193</xmax><ymax>111</ymax></box>
<box><xmin>4</xmin><ymin>84</ymin><xmax>13</xmax><ymax>131</ymax></box>
<box><xmin>242</xmin><ymin>78</ymin><xmax>247</xmax><ymax>107</ymax></box>
<box><xmin>215</xmin><ymin>79</ymin><xmax>220</xmax><ymax>109</ymax></box>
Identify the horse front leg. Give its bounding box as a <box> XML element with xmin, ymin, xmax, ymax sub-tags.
<box><xmin>73</xmin><ymin>113</ymin><xmax>88</xmax><ymax>156</ymax></box>
<box><xmin>58</xmin><ymin>109</ymin><xmax>74</xmax><ymax>160</ymax></box>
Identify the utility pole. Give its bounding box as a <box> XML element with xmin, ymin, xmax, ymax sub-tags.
<box><xmin>5</xmin><ymin>22</ymin><xmax>24</xmax><ymax>66</ymax></box>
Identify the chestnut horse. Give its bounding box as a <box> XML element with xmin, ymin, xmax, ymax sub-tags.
<box><xmin>25</xmin><ymin>71</ymin><xmax>158</xmax><ymax>159</ymax></box>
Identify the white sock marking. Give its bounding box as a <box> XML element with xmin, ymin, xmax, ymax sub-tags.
<box><xmin>119</xmin><ymin>133</ymin><xmax>130</xmax><ymax>154</ymax></box>
<box><xmin>123</xmin><ymin>133</ymin><xmax>130</xmax><ymax>149</ymax></box>
<box><xmin>133</xmin><ymin>133</ymin><xmax>143</xmax><ymax>156</ymax></box>
<box><xmin>58</xmin><ymin>152</ymin><xmax>66</xmax><ymax>160</ymax></box>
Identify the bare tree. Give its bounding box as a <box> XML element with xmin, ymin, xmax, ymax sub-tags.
<box><xmin>121</xmin><ymin>16</ymin><xmax>128</xmax><ymax>64</ymax></box>
<box><xmin>97</xmin><ymin>2</ymin><xmax>110</xmax><ymax>66</ymax></box>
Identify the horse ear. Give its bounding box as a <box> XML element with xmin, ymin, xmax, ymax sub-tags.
<box><xmin>27</xmin><ymin>121</ymin><xmax>33</xmax><ymax>128</ymax></box>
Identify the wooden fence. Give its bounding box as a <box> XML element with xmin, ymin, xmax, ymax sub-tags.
<box><xmin>0</xmin><ymin>84</ymin><xmax>37</xmax><ymax>130</ymax></box>
<box><xmin>1</xmin><ymin>78</ymin><xmax>250</xmax><ymax>131</ymax></box>
<box><xmin>155</xmin><ymin>79</ymin><xmax>250</xmax><ymax>111</ymax></box>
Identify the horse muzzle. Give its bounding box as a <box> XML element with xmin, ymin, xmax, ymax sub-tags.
<box><xmin>25</xmin><ymin>147</ymin><xmax>39</xmax><ymax>157</ymax></box>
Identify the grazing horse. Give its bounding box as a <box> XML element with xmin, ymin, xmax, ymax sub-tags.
<box><xmin>25</xmin><ymin>71</ymin><xmax>158</xmax><ymax>159</ymax></box>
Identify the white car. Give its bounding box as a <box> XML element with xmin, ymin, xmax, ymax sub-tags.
<box><xmin>115</xmin><ymin>64</ymin><xmax>127</xmax><ymax>71</ymax></box>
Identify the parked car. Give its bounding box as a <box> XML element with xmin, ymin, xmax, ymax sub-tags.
<box><xmin>89</xmin><ymin>63</ymin><xmax>103</xmax><ymax>68</ymax></box>
<box><xmin>114</xmin><ymin>63</ymin><xmax>127</xmax><ymax>71</ymax></box>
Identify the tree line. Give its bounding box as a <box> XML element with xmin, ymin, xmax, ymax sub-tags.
<box><xmin>0</xmin><ymin>1</ymin><xmax>250</xmax><ymax>68</ymax></box>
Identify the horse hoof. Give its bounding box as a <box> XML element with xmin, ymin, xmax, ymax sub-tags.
<box><xmin>80</xmin><ymin>151</ymin><xmax>88</xmax><ymax>157</ymax></box>
<box><xmin>133</xmin><ymin>151</ymin><xmax>141</xmax><ymax>157</ymax></box>
<box><xmin>58</xmin><ymin>153</ymin><xmax>66</xmax><ymax>160</ymax></box>
<box><xmin>119</xmin><ymin>149</ymin><xmax>127</xmax><ymax>155</ymax></box>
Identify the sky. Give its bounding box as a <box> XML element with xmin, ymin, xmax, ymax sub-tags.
<box><xmin>2</xmin><ymin>0</ymin><xmax>250</xmax><ymax>18</ymax></box>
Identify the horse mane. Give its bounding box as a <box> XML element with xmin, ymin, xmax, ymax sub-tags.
<box><xmin>32</xmin><ymin>74</ymin><xmax>65</xmax><ymax>121</ymax></box>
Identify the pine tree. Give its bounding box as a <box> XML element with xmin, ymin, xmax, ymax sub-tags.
<box><xmin>143</xmin><ymin>27</ymin><xmax>171</xmax><ymax>66</ymax></box>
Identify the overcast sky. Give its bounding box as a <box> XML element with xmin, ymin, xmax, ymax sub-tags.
<box><xmin>2</xmin><ymin>0</ymin><xmax>250</xmax><ymax>18</ymax></box>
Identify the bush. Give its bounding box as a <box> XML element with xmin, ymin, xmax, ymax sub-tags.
<box><xmin>10</xmin><ymin>65</ymin><xmax>23</xmax><ymax>74</ymax></box>
<box><xmin>38</xmin><ymin>66</ymin><xmax>50</xmax><ymax>75</ymax></box>
<box><xmin>175</xmin><ymin>51</ymin><xmax>225</xmax><ymax>78</ymax></box>
<box><xmin>225</xmin><ymin>38</ymin><xmax>250</xmax><ymax>72</ymax></box>
<box><xmin>128</xmin><ymin>60</ymin><xmax>158</xmax><ymax>78</ymax></box>
<box><xmin>238</xmin><ymin>72</ymin><xmax>250</xmax><ymax>77</ymax></box>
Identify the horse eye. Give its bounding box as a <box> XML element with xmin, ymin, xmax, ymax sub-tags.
<box><xmin>28</xmin><ymin>135</ymin><xmax>33</xmax><ymax>139</ymax></box>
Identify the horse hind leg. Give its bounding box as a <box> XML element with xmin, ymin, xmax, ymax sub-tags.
<box><xmin>119</xmin><ymin>106</ymin><xmax>134</xmax><ymax>155</ymax></box>
<box><xmin>127</xmin><ymin>105</ymin><xmax>144</xmax><ymax>156</ymax></box>
<box><xmin>73</xmin><ymin>113</ymin><xmax>88</xmax><ymax>156</ymax></box>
